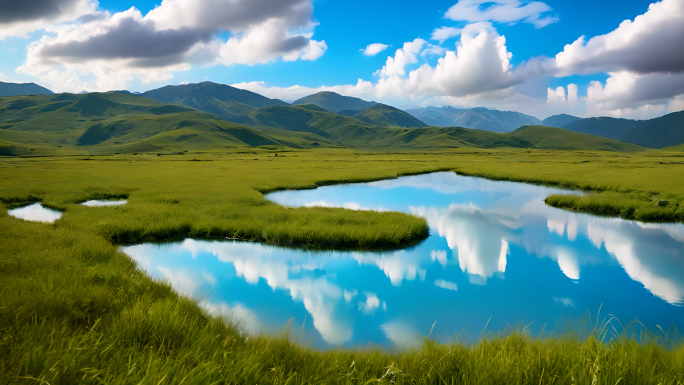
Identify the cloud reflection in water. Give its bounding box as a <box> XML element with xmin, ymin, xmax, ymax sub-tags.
<box><xmin>121</xmin><ymin>172</ymin><xmax>684</xmax><ymax>349</ymax></box>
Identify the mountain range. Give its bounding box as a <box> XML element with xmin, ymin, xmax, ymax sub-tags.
<box><xmin>542</xmin><ymin>112</ymin><xmax>684</xmax><ymax>149</ymax></box>
<box><xmin>0</xmin><ymin>81</ymin><xmax>53</xmax><ymax>97</ymax></box>
<box><xmin>0</xmin><ymin>80</ymin><xmax>682</xmax><ymax>153</ymax></box>
<box><xmin>405</xmin><ymin>106</ymin><xmax>542</xmax><ymax>133</ymax></box>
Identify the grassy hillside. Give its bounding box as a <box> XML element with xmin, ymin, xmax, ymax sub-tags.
<box><xmin>665</xmin><ymin>143</ymin><xmax>684</xmax><ymax>151</ymax></box>
<box><xmin>564</xmin><ymin>111</ymin><xmax>684</xmax><ymax>148</ymax></box>
<box><xmin>0</xmin><ymin>92</ymin><xmax>315</xmax><ymax>155</ymax></box>
<box><xmin>140</xmin><ymin>82</ymin><xmax>287</xmax><ymax>124</ymax></box>
<box><xmin>0</xmin><ymin>93</ymin><xmax>654</xmax><ymax>154</ymax></box>
<box><xmin>353</xmin><ymin>103</ymin><xmax>428</xmax><ymax>128</ymax></box>
<box><xmin>292</xmin><ymin>91</ymin><xmax>376</xmax><ymax>113</ymax></box>
<box><xmin>1</xmin><ymin>150</ymin><xmax>683</xmax><ymax>383</ymax></box>
<box><xmin>510</xmin><ymin>125</ymin><xmax>644</xmax><ymax>152</ymax></box>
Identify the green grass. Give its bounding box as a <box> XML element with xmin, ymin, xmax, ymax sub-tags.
<box><xmin>1</xmin><ymin>148</ymin><xmax>684</xmax><ymax>383</ymax></box>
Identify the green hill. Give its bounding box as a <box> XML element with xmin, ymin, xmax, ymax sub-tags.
<box><xmin>0</xmin><ymin>81</ymin><xmax>53</xmax><ymax>97</ymax></box>
<box><xmin>0</xmin><ymin>93</ymin><xmax>653</xmax><ymax>154</ymax></box>
<box><xmin>542</xmin><ymin>114</ymin><xmax>582</xmax><ymax>128</ymax></box>
<box><xmin>140</xmin><ymin>82</ymin><xmax>287</xmax><ymax>125</ymax></box>
<box><xmin>563</xmin><ymin>111</ymin><xmax>684</xmax><ymax>148</ymax></box>
<box><xmin>292</xmin><ymin>91</ymin><xmax>376</xmax><ymax>113</ymax></box>
<box><xmin>510</xmin><ymin>125</ymin><xmax>644</xmax><ymax>152</ymax></box>
<box><xmin>247</xmin><ymin>103</ymin><xmax>374</xmax><ymax>137</ymax></box>
<box><xmin>353</xmin><ymin>104</ymin><xmax>427</xmax><ymax>128</ymax></box>
<box><xmin>0</xmin><ymin>92</ymin><xmax>314</xmax><ymax>155</ymax></box>
<box><xmin>664</xmin><ymin>143</ymin><xmax>684</xmax><ymax>151</ymax></box>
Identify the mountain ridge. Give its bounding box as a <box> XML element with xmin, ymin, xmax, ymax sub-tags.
<box><xmin>405</xmin><ymin>106</ymin><xmax>542</xmax><ymax>133</ymax></box>
<box><xmin>292</xmin><ymin>91</ymin><xmax>377</xmax><ymax>113</ymax></box>
<box><xmin>0</xmin><ymin>81</ymin><xmax>54</xmax><ymax>97</ymax></box>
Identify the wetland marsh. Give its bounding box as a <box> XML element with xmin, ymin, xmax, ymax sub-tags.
<box><xmin>1</xmin><ymin>149</ymin><xmax>683</xmax><ymax>384</ymax></box>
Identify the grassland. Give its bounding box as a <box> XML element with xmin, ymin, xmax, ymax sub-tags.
<box><xmin>1</xmin><ymin>148</ymin><xmax>684</xmax><ymax>383</ymax></box>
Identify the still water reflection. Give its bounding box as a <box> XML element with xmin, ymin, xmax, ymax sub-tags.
<box><xmin>81</xmin><ymin>199</ymin><xmax>127</xmax><ymax>207</ymax></box>
<box><xmin>7</xmin><ymin>202</ymin><xmax>62</xmax><ymax>223</ymax></box>
<box><xmin>121</xmin><ymin>172</ymin><xmax>684</xmax><ymax>349</ymax></box>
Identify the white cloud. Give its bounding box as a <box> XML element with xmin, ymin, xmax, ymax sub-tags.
<box><xmin>379</xmin><ymin>39</ymin><xmax>426</xmax><ymax>77</ymax></box>
<box><xmin>219</xmin><ymin>18</ymin><xmax>325</xmax><ymax>65</ymax></box>
<box><xmin>567</xmin><ymin>83</ymin><xmax>578</xmax><ymax>104</ymax></box>
<box><xmin>0</xmin><ymin>0</ymin><xmax>97</xmax><ymax>39</ymax></box>
<box><xmin>145</xmin><ymin>0</ymin><xmax>314</xmax><ymax>32</ymax></box>
<box><xmin>301</xmin><ymin>40</ymin><xmax>328</xmax><ymax>61</ymax></box>
<box><xmin>431</xmin><ymin>27</ymin><xmax>462</xmax><ymax>43</ymax></box>
<box><xmin>375</xmin><ymin>22</ymin><xmax>517</xmax><ymax>99</ymax></box>
<box><xmin>547</xmin><ymin>86</ymin><xmax>566</xmax><ymax>104</ymax></box>
<box><xmin>235</xmin><ymin>0</ymin><xmax>682</xmax><ymax>119</ymax></box>
<box><xmin>362</xmin><ymin>43</ymin><xmax>389</xmax><ymax>56</ymax></box>
<box><xmin>546</xmin><ymin>83</ymin><xmax>578</xmax><ymax>105</ymax></box>
<box><xmin>234</xmin><ymin>23</ymin><xmax>530</xmax><ymax>114</ymax></box>
<box><xmin>0</xmin><ymin>73</ymin><xmax>6</xmax><ymax>81</ymax></box>
<box><xmin>445</xmin><ymin>0</ymin><xmax>559</xmax><ymax>29</ymax></box>
<box><xmin>584</xmin><ymin>71</ymin><xmax>684</xmax><ymax>119</ymax></box>
<box><xmin>16</xmin><ymin>0</ymin><xmax>324</xmax><ymax>92</ymax></box>
<box><xmin>555</xmin><ymin>0</ymin><xmax>684</xmax><ymax>76</ymax></box>
<box><xmin>670</xmin><ymin>96</ymin><xmax>684</xmax><ymax>114</ymax></box>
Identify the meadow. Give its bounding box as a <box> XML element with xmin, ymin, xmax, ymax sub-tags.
<box><xmin>1</xmin><ymin>147</ymin><xmax>684</xmax><ymax>384</ymax></box>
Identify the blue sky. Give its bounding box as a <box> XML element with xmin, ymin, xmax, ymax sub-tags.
<box><xmin>1</xmin><ymin>0</ymin><xmax>683</xmax><ymax>119</ymax></box>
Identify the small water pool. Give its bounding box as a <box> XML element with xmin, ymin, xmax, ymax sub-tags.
<box><xmin>7</xmin><ymin>203</ymin><xmax>63</xmax><ymax>223</ymax></box>
<box><xmin>81</xmin><ymin>199</ymin><xmax>127</xmax><ymax>207</ymax></box>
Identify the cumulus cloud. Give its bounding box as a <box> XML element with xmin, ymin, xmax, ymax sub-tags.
<box><xmin>546</xmin><ymin>86</ymin><xmax>566</xmax><ymax>104</ymax></box>
<box><xmin>0</xmin><ymin>0</ymin><xmax>97</xmax><ymax>39</ymax></box>
<box><xmin>555</xmin><ymin>0</ymin><xmax>684</xmax><ymax>76</ymax></box>
<box><xmin>237</xmin><ymin>23</ymin><xmax>521</xmax><ymax>108</ymax></box>
<box><xmin>16</xmin><ymin>0</ymin><xmax>325</xmax><ymax>92</ymax></box>
<box><xmin>362</xmin><ymin>43</ymin><xmax>389</xmax><ymax>56</ymax></box>
<box><xmin>379</xmin><ymin>39</ymin><xmax>426</xmax><ymax>77</ymax></box>
<box><xmin>546</xmin><ymin>83</ymin><xmax>577</xmax><ymax>104</ymax></box>
<box><xmin>374</xmin><ymin>22</ymin><xmax>517</xmax><ymax>99</ymax></box>
<box><xmin>219</xmin><ymin>18</ymin><xmax>324</xmax><ymax>65</ymax></box>
<box><xmin>431</xmin><ymin>26</ymin><xmax>462</xmax><ymax>43</ymax></box>
<box><xmin>233</xmin><ymin>0</ymin><xmax>683</xmax><ymax>119</ymax></box>
<box><xmin>445</xmin><ymin>0</ymin><xmax>559</xmax><ymax>29</ymax></box>
<box><xmin>583</xmin><ymin>71</ymin><xmax>684</xmax><ymax>118</ymax></box>
<box><xmin>145</xmin><ymin>0</ymin><xmax>314</xmax><ymax>32</ymax></box>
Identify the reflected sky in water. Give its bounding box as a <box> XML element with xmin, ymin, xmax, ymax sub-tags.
<box><xmin>7</xmin><ymin>202</ymin><xmax>62</xmax><ymax>223</ymax></box>
<box><xmin>121</xmin><ymin>172</ymin><xmax>684</xmax><ymax>349</ymax></box>
<box><xmin>81</xmin><ymin>199</ymin><xmax>127</xmax><ymax>207</ymax></box>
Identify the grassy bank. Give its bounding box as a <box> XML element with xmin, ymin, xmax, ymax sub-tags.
<box><xmin>1</xmin><ymin>148</ymin><xmax>684</xmax><ymax>383</ymax></box>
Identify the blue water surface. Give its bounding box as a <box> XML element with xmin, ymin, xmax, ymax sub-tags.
<box><xmin>121</xmin><ymin>172</ymin><xmax>684</xmax><ymax>349</ymax></box>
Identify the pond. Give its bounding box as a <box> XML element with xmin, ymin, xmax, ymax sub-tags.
<box><xmin>7</xmin><ymin>202</ymin><xmax>63</xmax><ymax>223</ymax></box>
<box><xmin>120</xmin><ymin>172</ymin><xmax>684</xmax><ymax>349</ymax></box>
<box><xmin>81</xmin><ymin>199</ymin><xmax>127</xmax><ymax>207</ymax></box>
